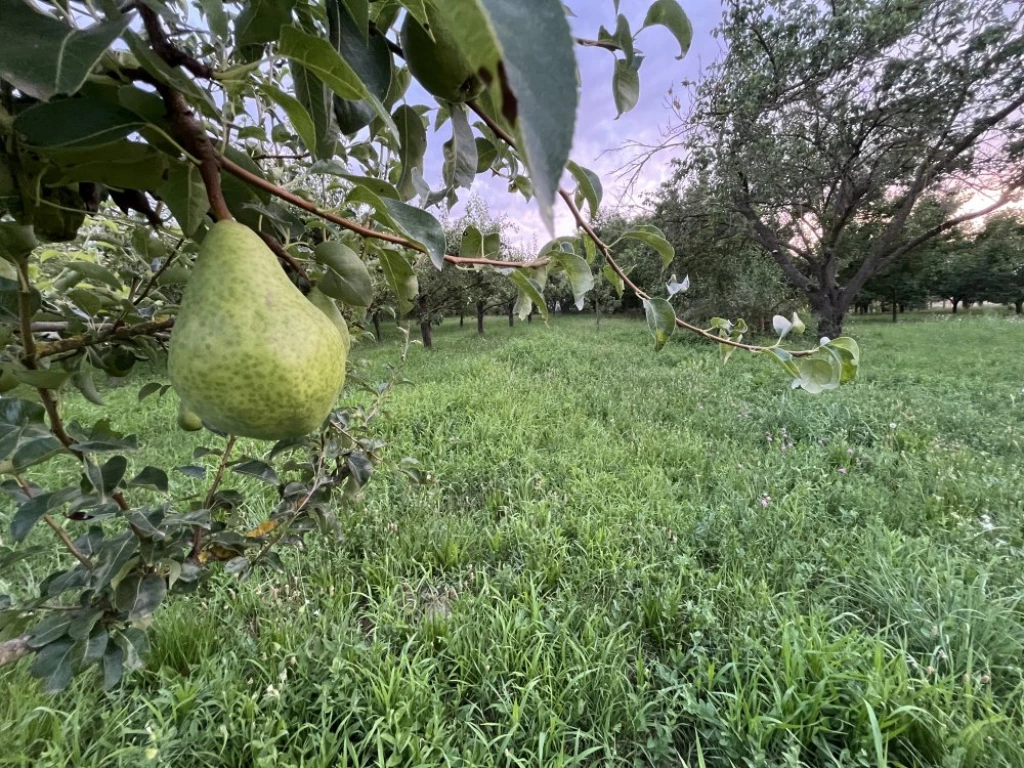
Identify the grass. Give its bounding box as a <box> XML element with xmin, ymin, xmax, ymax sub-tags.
<box><xmin>2</xmin><ymin>312</ymin><xmax>1023</xmax><ymax>767</ymax></box>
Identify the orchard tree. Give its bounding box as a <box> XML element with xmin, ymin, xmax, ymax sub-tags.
<box><xmin>640</xmin><ymin>0</ymin><xmax>1024</xmax><ymax>336</ymax></box>
<box><xmin>0</xmin><ymin>0</ymin><xmax>859</xmax><ymax>690</ymax></box>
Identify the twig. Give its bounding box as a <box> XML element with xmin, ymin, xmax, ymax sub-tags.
<box><xmin>136</xmin><ymin>3</ymin><xmax>215</xmax><ymax>80</ymax></box>
<box><xmin>14</xmin><ymin>476</ymin><xmax>95</xmax><ymax>570</ymax></box>
<box><xmin>33</xmin><ymin>319</ymin><xmax>175</xmax><ymax>360</ymax></box>
<box><xmin>219</xmin><ymin>155</ymin><xmax>548</xmax><ymax>270</ymax></box>
<box><xmin>260</xmin><ymin>232</ymin><xmax>309</xmax><ymax>281</ymax></box>
<box><xmin>133</xmin><ymin>237</ymin><xmax>185</xmax><ymax>304</ymax></box>
<box><xmin>190</xmin><ymin>435</ymin><xmax>237</xmax><ymax>560</ymax></box>
<box><xmin>575</xmin><ymin>37</ymin><xmax>622</xmax><ymax>52</ymax></box>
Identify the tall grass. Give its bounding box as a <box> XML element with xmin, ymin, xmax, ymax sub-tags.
<box><xmin>2</xmin><ymin>314</ymin><xmax>1022</xmax><ymax>766</ymax></box>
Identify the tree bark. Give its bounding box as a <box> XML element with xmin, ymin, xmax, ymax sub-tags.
<box><xmin>372</xmin><ymin>311</ymin><xmax>382</xmax><ymax>342</ymax></box>
<box><xmin>420</xmin><ymin>319</ymin><xmax>433</xmax><ymax>348</ymax></box>
<box><xmin>892</xmin><ymin>287</ymin><xmax>898</xmax><ymax>323</ymax></box>
<box><xmin>507</xmin><ymin>303</ymin><xmax>514</xmax><ymax>327</ymax></box>
<box><xmin>459</xmin><ymin>313</ymin><xmax>464</xmax><ymax>327</ymax></box>
<box><xmin>476</xmin><ymin>301</ymin><xmax>485</xmax><ymax>334</ymax></box>
<box><xmin>812</xmin><ymin>292</ymin><xmax>846</xmax><ymax>338</ymax></box>
<box><xmin>527</xmin><ymin>310</ymin><xmax>532</xmax><ymax>324</ymax></box>
<box><xmin>952</xmin><ymin>298</ymin><xmax>960</xmax><ymax>313</ymax></box>
<box><xmin>1015</xmin><ymin>299</ymin><xmax>1023</xmax><ymax>315</ymax></box>
<box><xmin>0</xmin><ymin>636</ymin><xmax>31</xmax><ymax>667</ymax></box>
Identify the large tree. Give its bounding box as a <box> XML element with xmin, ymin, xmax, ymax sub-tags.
<box><xmin>656</xmin><ymin>0</ymin><xmax>1024</xmax><ymax>336</ymax></box>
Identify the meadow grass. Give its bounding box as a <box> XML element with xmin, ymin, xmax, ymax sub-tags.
<box><xmin>1</xmin><ymin>313</ymin><xmax>1023</xmax><ymax>767</ymax></box>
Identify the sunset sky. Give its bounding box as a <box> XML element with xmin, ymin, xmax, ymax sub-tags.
<box><xmin>415</xmin><ymin>0</ymin><xmax>727</xmax><ymax>250</ymax></box>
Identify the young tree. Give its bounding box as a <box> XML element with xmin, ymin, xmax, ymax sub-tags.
<box><xmin>0</xmin><ymin>0</ymin><xmax>858</xmax><ymax>689</ymax></box>
<box><xmin>646</xmin><ymin>0</ymin><xmax>1024</xmax><ymax>336</ymax></box>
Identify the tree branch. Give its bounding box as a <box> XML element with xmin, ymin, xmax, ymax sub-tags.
<box><xmin>0</xmin><ymin>637</ymin><xmax>32</xmax><ymax>667</ymax></box>
<box><xmin>136</xmin><ymin>2</ymin><xmax>215</xmax><ymax>80</ymax></box>
<box><xmin>33</xmin><ymin>319</ymin><xmax>175</xmax><ymax>360</ymax></box>
<box><xmin>218</xmin><ymin>155</ymin><xmax>547</xmax><ymax>270</ymax></box>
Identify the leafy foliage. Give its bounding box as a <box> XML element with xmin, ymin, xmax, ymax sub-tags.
<box><xmin>0</xmin><ymin>0</ymin><xmax>858</xmax><ymax>692</ymax></box>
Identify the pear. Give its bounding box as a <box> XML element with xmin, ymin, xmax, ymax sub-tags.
<box><xmin>400</xmin><ymin>14</ymin><xmax>484</xmax><ymax>103</ymax></box>
<box><xmin>177</xmin><ymin>401</ymin><xmax>203</xmax><ymax>432</ymax></box>
<box><xmin>169</xmin><ymin>221</ymin><xmax>346</xmax><ymax>440</ymax></box>
<box><xmin>307</xmin><ymin>286</ymin><xmax>351</xmax><ymax>357</ymax></box>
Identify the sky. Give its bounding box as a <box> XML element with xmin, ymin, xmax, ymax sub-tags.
<box><xmin>415</xmin><ymin>0</ymin><xmax>727</xmax><ymax>250</ymax></box>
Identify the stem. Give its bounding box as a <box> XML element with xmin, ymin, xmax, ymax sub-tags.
<box><xmin>191</xmin><ymin>435</ymin><xmax>237</xmax><ymax>559</ymax></box>
<box><xmin>260</xmin><ymin>232</ymin><xmax>309</xmax><ymax>281</ymax></box>
<box><xmin>15</xmin><ymin>476</ymin><xmax>95</xmax><ymax>570</ymax></box>
<box><xmin>33</xmin><ymin>319</ymin><xmax>175</xmax><ymax>360</ymax></box>
<box><xmin>133</xmin><ymin>238</ymin><xmax>185</xmax><ymax>304</ymax></box>
<box><xmin>218</xmin><ymin>155</ymin><xmax>549</xmax><ymax>270</ymax></box>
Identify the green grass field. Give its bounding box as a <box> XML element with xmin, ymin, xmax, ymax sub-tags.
<box><xmin>2</xmin><ymin>313</ymin><xmax>1023</xmax><ymax>767</ymax></box>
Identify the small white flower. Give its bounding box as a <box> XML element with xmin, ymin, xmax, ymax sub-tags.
<box><xmin>889</xmin><ymin>422</ymin><xmax>897</xmax><ymax>429</ymax></box>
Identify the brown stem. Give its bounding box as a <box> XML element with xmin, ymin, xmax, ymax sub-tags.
<box><xmin>260</xmin><ymin>232</ymin><xmax>309</xmax><ymax>281</ymax></box>
<box><xmin>33</xmin><ymin>319</ymin><xmax>175</xmax><ymax>360</ymax></box>
<box><xmin>136</xmin><ymin>3</ymin><xmax>215</xmax><ymax>80</ymax></box>
<box><xmin>190</xmin><ymin>435</ymin><xmax>237</xmax><ymax>559</ymax></box>
<box><xmin>219</xmin><ymin>155</ymin><xmax>548</xmax><ymax>270</ymax></box>
<box><xmin>133</xmin><ymin>238</ymin><xmax>185</xmax><ymax>304</ymax></box>
<box><xmin>15</xmin><ymin>476</ymin><xmax>95</xmax><ymax>570</ymax></box>
<box><xmin>42</xmin><ymin>515</ymin><xmax>95</xmax><ymax>569</ymax></box>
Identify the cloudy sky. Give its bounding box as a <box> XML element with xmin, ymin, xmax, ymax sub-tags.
<box><xmin>416</xmin><ymin>0</ymin><xmax>727</xmax><ymax>251</ymax></box>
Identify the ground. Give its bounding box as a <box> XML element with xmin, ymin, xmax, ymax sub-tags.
<box><xmin>2</xmin><ymin>313</ymin><xmax>1023</xmax><ymax>767</ymax></box>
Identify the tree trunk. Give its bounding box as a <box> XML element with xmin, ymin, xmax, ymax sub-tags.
<box><xmin>527</xmin><ymin>310</ymin><xmax>532</xmax><ymax>324</ymax></box>
<box><xmin>814</xmin><ymin>301</ymin><xmax>845</xmax><ymax>338</ymax></box>
<box><xmin>418</xmin><ymin>296</ymin><xmax>432</xmax><ymax>349</ymax></box>
<box><xmin>892</xmin><ymin>287</ymin><xmax>898</xmax><ymax>323</ymax></box>
<box><xmin>1015</xmin><ymin>299</ymin><xmax>1023</xmax><ymax>315</ymax></box>
<box><xmin>459</xmin><ymin>313</ymin><xmax>464</xmax><ymax>327</ymax></box>
<box><xmin>476</xmin><ymin>300</ymin><xmax>485</xmax><ymax>334</ymax></box>
<box><xmin>372</xmin><ymin>311</ymin><xmax>382</xmax><ymax>342</ymax></box>
<box><xmin>507</xmin><ymin>303</ymin><xmax>514</xmax><ymax>327</ymax></box>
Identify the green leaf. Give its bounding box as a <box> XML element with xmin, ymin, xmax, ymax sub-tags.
<box><xmin>67</xmin><ymin>261</ymin><xmax>121</xmax><ymax>290</ymax></box>
<box><xmin>475</xmin><ymin>137</ymin><xmax>498</xmax><ymax>173</ymax></box>
<box><xmin>554</xmin><ymin>253</ymin><xmax>594</xmax><ymax>311</ymax></box>
<box><xmin>602</xmin><ymin>264</ymin><xmax>624</xmax><ymax>297</ymax></box>
<box><xmin>114</xmin><ymin>627</ymin><xmax>149</xmax><ymax>672</ymax></box>
<box><xmin>137</xmin><ymin>382</ymin><xmax>162</xmax><ymax>402</ymax></box>
<box><xmin>12</xmin><ymin>369</ymin><xmax>71</xmax><ymax>390</ymax></box>
<box><xmin>230</xmin><ymin>459</ymin><xmax>279</xmax><ymax>485</ymax></box>
<box><xmin>13</xmin><ymin>99</ymin><xmax>143</xmax><ymax>148</ymax></box>
<box><xmin>394</xmin><ymin>105</ymin><xmax>427</xmax><ymax>201</ymax></box>
<box><xmin>793</xmin><ymin>348</ymin><xmax>842</xmax><ymax>394</ymax></box>
<box><xmin>613</xmin><ymin>58</ymin><xmax>641</xmax><ymax>118</ymax></box>
<box><xmin>443</xmin><ymin>105</ymin><xmax>477</xmax><ymax>192</ymax></box>
<box><xmin>461</xmin><ymin>226</ymin><xmax>500</xmax><ymax>260</ymax></box>
<box><xmin>74</xmin><ymin>626</ymin><xmax>108</xmax><ymax>669</ymax></box>
<box><xmin>0</xmin><ymin>223</ymin><xmax>39</xmax><ymax>264</ymax></box>
<box><xmin>567</xmin><ymin>161</ymin><xmax>603</xmax><ymax>219</ymax></box>
<box><xmin>314</xmin><ymin>241</ymin><xmax>374</xmax><ymax>307</ymax></box>
<box><xmin>338</xmin><ymin>174</ymin><xmax>401</xmax><ymax>200</ymax></box>
<box><xmin>476</xmin><ymin>0</ymin><xmax>578</xmax><ymax>234</ymax></box>
<box><xmin>348</xmin><ymin>187</ymin><xmax>446</xmax><ymax>270</ymax></box>
<box><xmin>114</xmin><ymin>572</ymin><xmax>166</xmax><ymax>621</ymax></box>
<box><xmin>98</xmin><ymin>455</ymin><xmax>128</xmax><ymax>493</ymax></box>
<box><xmin>12</xmin><ymin>428</ymin><xmax>64</xmax><ymax>471</ymax></box>
<box><xmin>30</xmin><ymin>637</ymin><xmax>75</xmax><ymax>693</ymax></box>
<box><xmin>641</xmin><ymin>0</ymin><xmax>693</xmax><ymax>59</ymax></box>
<box><xmin>198</xmin><ymin>0</ymin><xmax>230</xmax><ymax>40</ymax></box>
<box><xmin>72</xmin><ymin>371</ymin><xmax>106</xmax><ymax>406</ymax></box>
<box><xmin>0</xmin><ymin>2</ymin><xmax>129</xmax><ymax>101</ymax></box>
<box><xmin>128</xmin><ymin>466</ymin><xmax>169</xmax><ymax>493</ymax></box>
<box><xmin>235</xmin><ymin>0</ymin><xmax>295</xmax><ymax>48</ymax></box>
<box><xmin>158</xmin><ymin>164</ymin><xmax>209</xmax><ymax>237</ymax></box>
<box><xmin>0</xmin><ymin>276</ymin><xmax>39</xmax><ymax>324</ymax></box>
<box><xmin>643</xmin><ymin>297</ymin><xmax>676</xmax><ymax>351</ymax></box>
<box><xmin>28</xmin><ymin>614</ymin><xmax>72</xmax><ymax>648</ymax></box>
<box><xmin>259</xmin><ymin>82</ymin><xmax>318</xmax><ymax>158</ymax></box>
<box><xmin>509</xmin><ymin>271</ymin><xmax>548</xmax><ymax>321</ymax></box>
<box><xmin>332</xmin><ymin>3</ymin><xmax>392</xmax><ymax>136</ymax></box>
<box><xmin>825</xmin><ymin>337</ymin><xmax>861</xmax><ymax>383</ymax></box>
<box><xmin>620</xmin><ymin>224</ymin><xmax>674</xmax><ymax>270</ymax></box>
<box><xmin>102</xmin><ymin>642</ymin><xmax>123</xmax><ymax>689</ymax></box>
<box><xmin>378</xmin><ymin>250</ymin><xmax>418</xmax><ymax>315</ymax></box>
<box><xmin>291</xmin><ymin>61</ymin><xmax>338</xmax><ymax>161</ymax></box>
<box><xmin>0</xmin><ymin>399</ymin><xmax>45</xmax><ymax>428</ymax></box>
<box><xmin>11</xmin><ymin>493</ymin><xmax>53</xmax><ymax>542</ymax></box>
<box><xmin>761</xmin><ymin>347</ymin><xmax>800</xmax><ymax>379</ymax></box>
<box><xmin>278</xmin><ymin>25</ymin><xmax>397</xmax><ymax>139</ymax></box>
<box><xmin>46</xmin><ymin>140</ymin><xmax>170</xmax><ymax>191</ymax></box>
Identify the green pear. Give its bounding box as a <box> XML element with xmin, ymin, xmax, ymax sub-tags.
<box><xmin>307</xmin><ymin>286</ymin><xmax>351</xmax><ymax>357</ymax></box>
<box><xmin>169</xmin><ymin>221</ymin><xmax>346</xmax><ymax>440</ymax></box>
<box><xmin>400</xmin><ymin>14</ymin><xmax>484</xmax><ymax>103</ymax></box>
<box><xmin>177</xmin><ymin>401</ymin><xmax>203</xmax><ymax>432</ymax></box>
